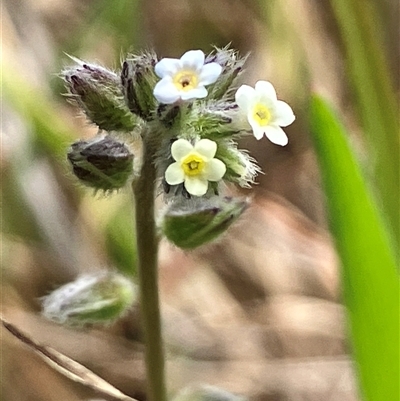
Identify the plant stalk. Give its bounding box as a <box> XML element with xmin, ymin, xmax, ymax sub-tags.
<box><xmin>133</xmin><ymin>139</ymin><xmax>167</xmax><ymax>401</ymax></box>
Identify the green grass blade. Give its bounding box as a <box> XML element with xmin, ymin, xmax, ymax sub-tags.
<box><xmin>310</xmin><ymin>95</ymin><xmax>399</xmax><ymax>401</ymax></box>
<box><xmin>330</xmin><ymin>0</ymin><xmax>399</xmax><ymax>246</ymax></box>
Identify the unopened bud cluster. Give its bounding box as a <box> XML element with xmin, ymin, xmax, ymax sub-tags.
<box><xmin>62</xmin><ymin>46</ymin><xmax>295</xmax><ymax>248</ymax></box>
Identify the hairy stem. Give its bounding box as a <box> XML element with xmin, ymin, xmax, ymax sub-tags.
<box><xmin>133</xmin><ymin>140</ymin><xmax>167</xmax><ymax>401</ymax></box>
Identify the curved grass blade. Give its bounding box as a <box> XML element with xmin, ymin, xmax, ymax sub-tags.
<box><xmin>330</xmin><ymin>0</ymin><xmax>399</xmax><ymax>246</ymax></box>
<box><xmin>310</xmin><ymin>95</ymin><xmax>399</xmax><ymax>401</ymax></box>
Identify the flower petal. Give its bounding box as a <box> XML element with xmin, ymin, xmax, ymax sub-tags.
<box><xmin>155</xmin><ymin>58</ymin><xmax>181</xmax><ymax>78</ymax></box>
<box><xmin>165</xmin><ymin>162</ymin><xmax>185</xmax><ymax>185</ymax></box>
<box><xmin>263</xmin><ymin>125</ymin><xmax>288</xmax><ymax>146</ymax></box>
<box><xmin>235</xmin><ymin>85</ymin><xmax>256</xmax><ymax>112</ymax></box>
<box><xmin>203</xmin><ymin>158</ymin><xmax>226</xmax><ymax>181</ymax></box>
<box><xmin>180</xmin><ymin>86</ymin><xmax>208</xmax><ymax>100</ymax></box>
<box><xmin>194</xmin><ymin>139</ymin><xmax>217</xmax><ymax>159</ymax></box>
<box><xmin>170</xmin><ymin>139</ymin><xmax>194</xmax><ymax>161</ymax></box>
<box><xmin>250</xmin><ymin>123</ymin><xmax>265</xmax><ymax>140</ymax></box>
<box><xmin>180</xmin><ymin>50</ymin><xmax>205</xmax><ymax>71</ymax></box>
<box><xmin>273</xmin><ymin>100</ymin><xmax>295</xmax><ymax>127</ymax></box>
<box><xmin>198</xmin><ymin>63</ymin><xmax>223</xmax><ymax>85</ymax></box>
<box><xmin>246</xmin><ymin>109</ymin><xmax>266</xmax><ymax>139</ymax></box>
<box><xmin>184</xmin><ymin>176</ymin><xmax>209</xmax><ymax>196</ymax></box>
<box><xmin>153</xmin><ymin>78</ymin><xmax>181</xmax><ymax>104</ymax></box>
<box><xmin>255</xmin><ymin>81</ymin><xmax>277</xmax><ymax>103</ymax></box>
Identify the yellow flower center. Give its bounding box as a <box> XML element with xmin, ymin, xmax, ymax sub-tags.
<box><xmin>253</xmin><ymin>103</ymin><xmax>271</xmax><ymax>126</ymax></box>
<box><xmin>181</xmin><ymin>153</ymin><xmax>205</xmax><ymax>176</ymax></box>
<box><xmin>173</xmin><ymin>70</ymin><xmax>199</xmax><ymax>92</ymax></box>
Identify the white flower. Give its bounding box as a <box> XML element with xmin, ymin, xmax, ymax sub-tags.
<box><xmin>153</xmin><ymin>50</ymin><xmax>223</xmax><ymax>104</ymax></box>
<box><xmin>165</xmin><ymin>138</ymin><xmax>226</xmax><ymax>196</ymax></box>
<box><xmin>235</xmin><ymin>80</ymin><xmax>295</xmax><ymax>146</ymax></box>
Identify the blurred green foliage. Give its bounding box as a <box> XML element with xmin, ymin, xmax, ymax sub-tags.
<box><xmin>105</xmin><ymin>200</ymin><xmax>137</xmax><ymax>277</ymax></box>
<box><xmin>64</xmin><ymin>0</ymin><xmax>141</xmax><ymax>58</ymax></box>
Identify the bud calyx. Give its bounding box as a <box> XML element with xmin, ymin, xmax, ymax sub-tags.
<box><xmin>67</xmin><ymin>135</ymin><xmax>134</xmax><ymax>192</ymax></box>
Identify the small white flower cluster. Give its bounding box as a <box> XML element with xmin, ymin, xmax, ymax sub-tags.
<box><xmin>62</xmin><ymin>48</ymin><xmax>296</xmax><ymax>251</ymax></box>
<box><xmin>153</xmin><ymin>49</ymin><xmax>295</xmax><ymax>197</ymax></box>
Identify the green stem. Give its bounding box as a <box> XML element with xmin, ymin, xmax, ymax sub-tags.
<box><xmin>133</xmin><ymin>140</ymin><xmax>167</xmax><ymax>401</ymax></box>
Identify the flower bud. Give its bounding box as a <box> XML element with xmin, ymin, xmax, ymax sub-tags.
<box><xmin>215</xmin><ymin>144</ymin><xmax>259</xmax><ymax>188</ymax></box>
<box><xmin>63</xmin><ymin>60</ymin><xmax>138</xmax><ymax>132</ymax></box>
<box><xmin>42</xmin><ymin>272</ymin><xmax>137</xmax><ymax>326</ymax></box>
<box><xmin>67</xmin><ymin>135</ymin><xmax>134</xmax><ymax>192</ymax></box>
<box><xmin>205</xmin><ymin>47</ymin><xmax>246</xmax><ymax>101</ymax></box>
<box><xmin>185</xmin><ymin>101</ymin><xmax>238</xmax><ymax>140</ymax></box>
<box><xmin>161</xmin><ymin>197</ymin><xmax>248</xmax><ymax>249</ymax></box>
<box><xmin>121</xmin><ymin>51</ymin><xmax>159</xmax><ymax>121</ymax></box>
<box><xmin>172</xmin><ymin>385</ymin><xmax>247</xmax><ymax>401</ymax></box>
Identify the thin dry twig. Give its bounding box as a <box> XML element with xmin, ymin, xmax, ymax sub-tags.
<box><xmin>1</xmin><ymin>316</ymin><xmax>138</xmax><ymax>401</ymax></box>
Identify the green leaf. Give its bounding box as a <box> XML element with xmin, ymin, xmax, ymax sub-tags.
<box><xmin>310</xmin><ymin>95</ymin><xmax>399</xmax><ymax>401</ymax></box>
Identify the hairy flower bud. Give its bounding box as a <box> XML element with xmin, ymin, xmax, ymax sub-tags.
<box><xmin>183</xmin><ymin>101</ymin><xmax>238</xmax><ymax>140</ymax></box>
<box><xmin>121</xmin><ymin>51</ymin><xmax>158</xmax><ymax>121</ymax></box>
<box><xmin>173</xmin><ymin>385</ymin><xmax>247</xmax><ymax>401</ymax></box>
<box><xmin>42</xmin><ymin>272</ymin><xmax>137</xmax><ymax>326</ymax></box>
<box><xmin>205</xmin><ymin>47</ymin><xmax>247</xmax><ymax>101</ymax></box>
<box><xmin>161</xmin><ymin>197</ymin><xmax>248</xmax><ymax>249</ymax></box>
<box><xmin>67</xmin><ymin>135</ymin><xmax>134</xmax><ymax>192</ymax></box>
<box><xmin>215</xmin><ymin>144</ymin><xmax>259</xmax><ymax>188</ymax></box>
<box><xmin>63</xmin><ymin>59</ymin><xmax>138</xmax><ymax>132</ymax></box>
